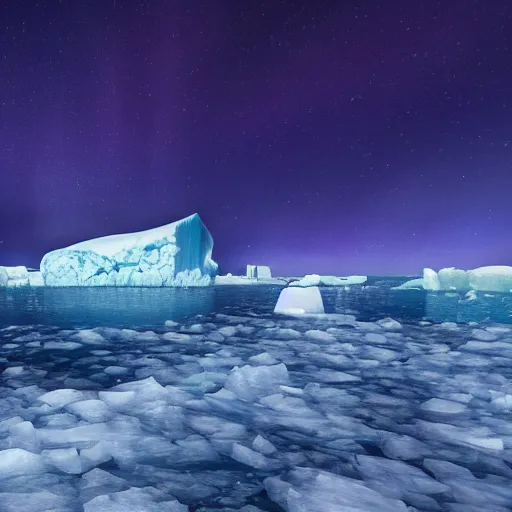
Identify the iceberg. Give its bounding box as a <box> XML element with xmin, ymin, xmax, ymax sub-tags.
<box><xmin>40</xmin><ymin>213</ymin><xmax>218</xmax><ymax>287</ymax></box>
<box><xmin>274</xmin><ymin>286</ymin><xmax>325</xmax><ymax>314</ymax></box>
<box><xmin>246</xmin><ymin>265</ymin><xmax>272</xmax><ymax>279</ymax></box>
<box><xmin>289</xmin><ymin>274</ymin><xmax>367</xmax><ymax>287</ymax></box>
<box><xmin>469</xmin><ymin>266</ymin><xmax>512</xmax><ymax>292</ymax></box>
<box><xmin>215</xmin><ymin>275</ymin><xmax>287</xmax><ymax>285</ymax></box>
<box><xmin>423</xmin><ymin>266</ymin><xmax>512</xmax><ymax>293</ymax></box>
<box><xmin>28</xmin><ymin>271</ymin><xmax>44</xmax><ymax>287</ymax></box>
<box><xmin>0</xmin><ymin>267</ymin><xmax>7</xmax><ymax>286</ymax></box>
<box><xmin>0</xmin><ymin>266</ymin><xmax>29</xmax><ymax>287</ymax></box>
<box><xmin>423</xmin><ymin>268</ymin><xmax>441</xmax><ymax>291</ymax></box>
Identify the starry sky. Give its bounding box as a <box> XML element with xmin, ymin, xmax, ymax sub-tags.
<box><xmin>1</xmin><ymin>0</ymin><xmax>511</xmax><ymax>276</ymax></box>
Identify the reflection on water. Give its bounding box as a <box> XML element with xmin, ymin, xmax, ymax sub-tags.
<box><xmin>0</xmin><ymin>287</ymin><xmax>216</xmax><ymax>329</ymax></box>
<box><xmin>1</xmin><ymin>280</ymin><xmax>511</xmax><ymax>329</ymax></box>
<box><xmin>425</xmin><ymin>291</ymin><xmax>512</xmax><ymax>324</ymax></box>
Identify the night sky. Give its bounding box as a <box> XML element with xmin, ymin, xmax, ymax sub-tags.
<box><xmin>1</xmin><ymin>0</ymin><xmax>511</xmax><ymax>276</ymax></box>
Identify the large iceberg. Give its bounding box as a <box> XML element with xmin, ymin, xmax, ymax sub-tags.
<box><xmin>423</xmin><ymin>266</ymin><xmax>512</xmax><ymax>293</ymax></box>
<box><xmin>40</xmin><ymin>213</ymin><xmax>218</xmax><ymax>287</ymax></box>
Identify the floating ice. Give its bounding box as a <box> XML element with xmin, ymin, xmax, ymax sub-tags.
<box><xmin>423</xmin><ymin>265</ymin><xmax>512</xmax><ymax>292</ymax></box>
<box><xmin>252</xmin><ymin>435</ymin><xmax>277</xmax><ymax>455</ymax></box>
<box><xmin>66</xmin><ymin>399</ymin><xmax>112</xmax><ymax>422</ymax></box>
<box><xmin>28</xmin><ymin>271</ymin><xmax>44</xmax><ymax>286</ymax></box>
<box><xmin>42</xmin><ymin>447</ymin><xmax>82</xmax><ymax>474</ymax></box>
<box><xmin>264</xmin><ymin>467</ymin><xmax>409</xmax><ymax>512</ymax></box>
<box><xmin>423</xmin><ymin>268</ymin><xmax>441</xmax><ymax>290</ymax></box>
<box><xmin>0</xmin><ymin>448</ymin><xmax>45</xmax><ymax>478</ymax></box>
<box><xmin>224</xmin><ymin>363</ymin><xmax>289</xmax><ymax>402</ymax></box>
<box><xmin>40</xmin><ymin>213</ymin><xmax>218</xmax><ymax>287</ymax></box>
<box><xmin>246</xmin><ymin>265</ymin><xmax>272</xmax><ymax>279</ymax></box>
<box><xmin>38</xmin><ymin>388</ymin><xmax>85</xmax><ymax>408</ymax></box>
<box><xmin>392</xmin><ymin>277</ymin><xmax>424</xmax><ymax>290</ymax></box>
<box><xmin>420</xmin><ymin>398</ymin><xmax>467</xmax><ymax>414</ymax></box>
<box><xmin>0</xmin><ymin>266</ymin><xmax>29</xmax><ymax>287</ymax></box>
<box><xmin>289</xmin><ymin>274</ymin><xmax>367</xmax><ymax>287</ymax></box>
<box><xmin>274</xmin><ymin>286</ymin><xmax>324</xmax><ymax>314</ymax></box>
<box><xmin>231</xmin><ymin>442</ymin><xmax>275</xmax><ymax>470</ymax></box>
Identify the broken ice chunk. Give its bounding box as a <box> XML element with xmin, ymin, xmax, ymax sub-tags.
<box><xmin>224</xmin><ymin>363</ymin><xmax>290</xmax><ymax>402</ymax></box>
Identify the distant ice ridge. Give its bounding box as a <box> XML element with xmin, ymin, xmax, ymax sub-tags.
<box><xmin>215</xmin><ymin>275</ymin><xmax>287</xmax><ymax>285</ymax></box>
<box><xmin>398</xmin><ymin>266</ymin><xmax>512</xmax><ymax>293</ymax></box>
<box><xmin>246</xmin><ymin>265</ymin><xmax>272</xmax><ymax>279</ymax></box>
<box><xmin>289</xmin><ymin>274</ymin><xmax>367</xmax><ymax>287</ymax></box>
<box><xmin>40</xmin><ymin>213</ymin><xmax>218</xmax><ymax>287</ymax></box>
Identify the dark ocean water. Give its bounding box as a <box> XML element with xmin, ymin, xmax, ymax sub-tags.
<box><xmin>1</xmin><ymin>277</ymin><xmax>511</xmax><ymax>329</ymax></box>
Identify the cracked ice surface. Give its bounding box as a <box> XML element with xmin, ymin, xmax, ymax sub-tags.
<box><xmin>40</xmin><ymin>213</ymin><xmax>218</xmax><ymax>287</ymax></box>
<box><xmin>1</xmin><ymin>314</ymin><xmax>512</xmax><ymax>511</ymax></box>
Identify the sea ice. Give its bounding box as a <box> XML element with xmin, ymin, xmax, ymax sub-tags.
<box><xmin>264</xmin><ymin>467</ymin><xmax>409</xmax><ymax>512</ymax></box>
<box><xmin>231</xmin><ymin>443</ymin><xmax>275</xmax><ymax>470</ymax></box>
<box><xmin>66</xmin><ymin>399</ymin><xmax>112</xmax><ymax>422</ymax></box>
<box><xmin>42</xmin><ymin>447</ymin><xmax>82</xmax><ymax>474</ymax></box>
<box><xmin>252</xmin><ymin>435</ymin><xmax>277</xmax><ymax>454</ymax></box>
<box><xmin>393</xmin><ymin>278</ymin><xmax>424</xmax><ymax>290</ymax></box>
<box><xmin>224</xmin><ymin>363</ymin><xmax>290</xmax><ymax>402</ymax></box>
<box><xmin>420</xmin><ymin>398</ymin><xmax>467</xmax><ymax>414</ymax></box>
<box><xmin>38</xmin><ymin>388</ymin><xmax>86</xmax><ymax>408</ymax></box>
<box><xmin>0</xmin><ymin>448</ymin><xmax>45</xmax><ymax>478</ymax></box>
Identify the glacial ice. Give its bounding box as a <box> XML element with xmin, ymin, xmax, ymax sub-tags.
<box><xmin>0</xmin><ymin>266</ymin><xmax>29</xmax><ymax>287</ymax></box>
<box><xmin>274</xmin><ymin>286</ymin><xmax>325</xmax><ymax>314</ymax></box>
<box><xmin>423</xmin><ymin>266</ymin><xmax>512</xmax><ymax>293</ymax></box>
<box><xmin>423</xmin><ymin>268</ymin><xmax>441</xmax><ymax>290</ymax></box>
<box><xmin>246</xmin><ymin>264</ymin><xmax>272</xmax><ymax>279</ymax></box>
<box><xmin>40</xmin><ymin>213</ymin><xmax>218</xmax><ymax>287</ymax></box>
<box><xmin>28</xmin><ymin>271</ymin><xmax>44</xmax><ymax>286</ymax></box>
<box><xmin>289</xmin><ymin>273</ymin><xmax>367</xmax><ymax>287</ymax></box>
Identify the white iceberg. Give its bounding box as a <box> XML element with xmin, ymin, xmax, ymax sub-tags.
<box><xmin>274</xmin><ymin>286</ymin><xmax>325</xmax><ymax>314</ymax></box>
<box><xmin>40</xmin><ymin>213</ymin><xmax>218</xmax><ymax>287</ymax></box>
<box><xmin>246</xmin><ymin>265</ymin><xmax>272</xmax><ymax>279</ymax></box>
<box><xmin>0</xmin><ymin>267</ymin><xmax>7</xmax><ymax>286</ymax></box>
<box><xmin>423</xmin><ymin>268</ymin><xmax>441</xmax><ymax>291</ymax></box>
<box><xmin>423</xmin><ymin>266</ymin><xmax>512</xmax><ymax>293</ymax></box>
<box><xmin>0</xmin><ymin>266</ymin><xmax>29</xmax><ymax>287</ymax></box>
<box><xmin>215</xmin><ymin>274</ymin><xmax>287</xmax><ymax>285</ymax></box>
<box><xmin>28</xmin><ymin>271</ymin><xmax>44</xmax><ymax>287</ymax></box>
<box><xmin>469</xmin><ymin>266</ymin><xmax>512</xmax><ymax>292</ymax></box>
<box><xmin>289</xmin><ymin>274</ymin><xmax>367</xmax><ymax>287</ymax></box>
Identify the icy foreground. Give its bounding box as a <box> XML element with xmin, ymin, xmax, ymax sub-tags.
<box><xmin>40</xmin><ymin>213</ymin><xmax>218</xmax><ymax>287</ymax></box>
<box><xmin>1</xmin><ymin>315</ymin><xmax>512</xmax><ymax>511</ymax></box>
